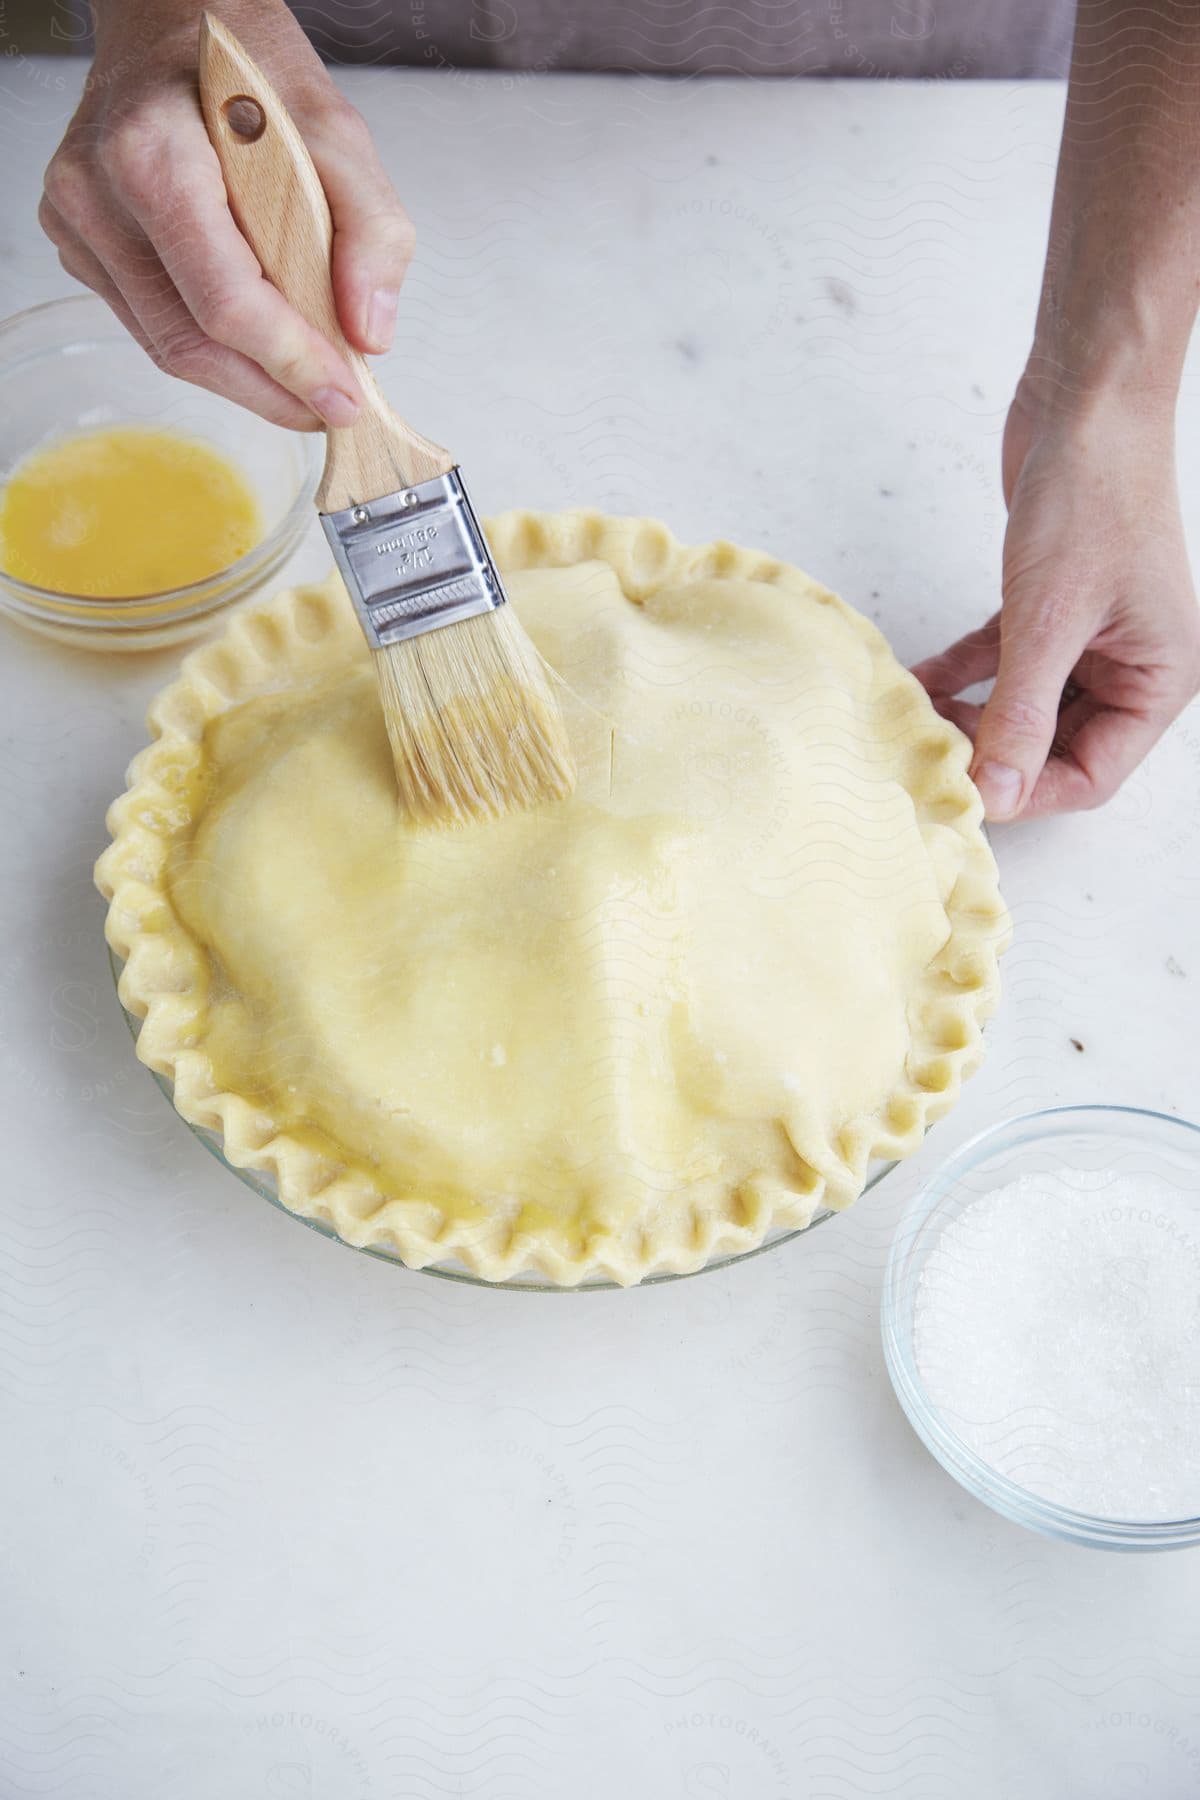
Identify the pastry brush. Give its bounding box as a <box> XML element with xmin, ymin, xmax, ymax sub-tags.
<box><xmin>197</xmin><ymin>13</ymin><xmax>575</xmax><ymax>826</ymax></box>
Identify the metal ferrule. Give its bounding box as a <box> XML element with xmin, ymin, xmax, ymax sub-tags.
<box><xmin>320</xmin><ymin>468</ymin><xmax>506</xmax><ymax>649</ymax></box>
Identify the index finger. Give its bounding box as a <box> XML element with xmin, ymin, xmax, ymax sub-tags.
<box><xmin>1025</xmin><ymin>705</ymin><xmax>1166</xmax><ymax>816</ymax></box>
<box><xmin>103</xmin><ymin>111</ymin><xmax>363</xmax><ymax>427</ymax></box>
<box><xmin>911</xmin><ymin>613</ymin><xmax>1001</xmax><ymax>697</ymax></box>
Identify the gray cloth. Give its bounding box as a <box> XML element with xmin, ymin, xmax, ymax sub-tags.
<box><xmin>289</xmin><ymin>0</ymin><xmax>1075</xmax><ymax>77</ymax></box>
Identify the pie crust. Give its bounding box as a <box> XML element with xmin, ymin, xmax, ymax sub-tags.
<box><xmin>96</xmin><ymin>511</ymin><xmax>1010</xmax><ymax>1286</ymax></box>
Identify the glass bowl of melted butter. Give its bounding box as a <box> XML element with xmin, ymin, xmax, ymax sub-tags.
<box><xmin>0</xmin><ymin>294</ymin><xmax>321</xmax><ymax>649</ymax></box>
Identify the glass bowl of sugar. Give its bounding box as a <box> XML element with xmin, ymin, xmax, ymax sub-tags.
<box><xmin>883</xmin><ymin>1105</ymin><xmax>1200</xmax><ymax>1550</ymax></box>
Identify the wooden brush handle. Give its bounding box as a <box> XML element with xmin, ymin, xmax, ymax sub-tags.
<box><xmin>197</xmin><ymin>12</ymin><xmax>453</xmax><ymax>511</ymax></box>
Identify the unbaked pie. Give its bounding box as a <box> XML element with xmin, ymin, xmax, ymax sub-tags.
<box><xmin>97</xmin><ymin>511</ymin><xmax>1009</xmax><ymax>1286</ymax></box>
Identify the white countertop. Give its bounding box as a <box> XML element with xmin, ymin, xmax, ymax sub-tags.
<box><xmin>3</xmin><ymin>59</ymin><xmax>1200</xmax><ymax>1799</ymax></box>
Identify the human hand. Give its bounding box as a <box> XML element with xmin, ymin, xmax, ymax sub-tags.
<box><xmin>913</xmin><ymin>385</ymin><xmax>1200</xmax><ymax>820</ymax></box>
<box><xmin>39</xmin><ymin>0</ymin><xmax>414</xmax><ymax>429</ymax></box>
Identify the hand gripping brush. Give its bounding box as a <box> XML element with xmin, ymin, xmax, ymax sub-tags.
<box><xmin>198</xmin><ymin>14</ymin><xmax>576</xmax><ymax>826</ymax></box>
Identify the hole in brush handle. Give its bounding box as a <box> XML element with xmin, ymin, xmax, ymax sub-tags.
<box><xmin>222</xmin><ymin>95</ymin><xmax>266</xmax><ymax>142</ymax></box>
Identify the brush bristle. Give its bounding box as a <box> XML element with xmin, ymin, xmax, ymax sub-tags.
<box><xmin>373</xmin><ymin>606</ymin><xmax>577</xmax><ymax>826</ymax></box>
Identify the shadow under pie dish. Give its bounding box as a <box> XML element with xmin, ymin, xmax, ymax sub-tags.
<box><xmin>96</xmin><ymin>511</ymin><xmax>1010</xmax><ymax>1288</ymax></box>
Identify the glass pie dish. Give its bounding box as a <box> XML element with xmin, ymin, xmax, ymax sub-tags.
<box><xmin>107</xmin><ymin>944</ymin><xmax>897</xmax><ymax>1290</ymax></box>
<box><xmin>97</xmin><ymin>530</ymin><xmax>1004</xmax><ymax>1287</ymax></box>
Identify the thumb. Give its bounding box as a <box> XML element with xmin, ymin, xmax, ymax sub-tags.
<box><xmin>969</xmin><ymin>609</ymin><xmax>1088</xmax><ymax>821</ymax></box>
<box><xmin>302</xmin><ymin>103</ymin><xmax>416</xmax><ymax>355</ymax></box>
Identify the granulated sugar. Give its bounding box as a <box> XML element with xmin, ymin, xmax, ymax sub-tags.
<box><xmin>913</xmin><ymin>1170</ymin><xmax>1200</xmax><ymax>1519</ymax></box>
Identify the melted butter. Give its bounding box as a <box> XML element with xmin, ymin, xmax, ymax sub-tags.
<box><xmin>0</xmin><ymin>426</ymin><xmax>260</xmax><ymax>598</ymax></box>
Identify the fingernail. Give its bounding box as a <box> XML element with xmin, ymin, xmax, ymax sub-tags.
<box><xmin>311</xmin><ymin>385</ymin><xmax>361</xmax><ymax>429</ymax></box>
<box><xmin>972</xmin><ymin>760</ymin><xmax>1023</xmax><ymax>820</ymax></box>
<box><xmin>366</xmin><ymin>287</ymin><xmax>399</xmax><ymax>351</ymax></box>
